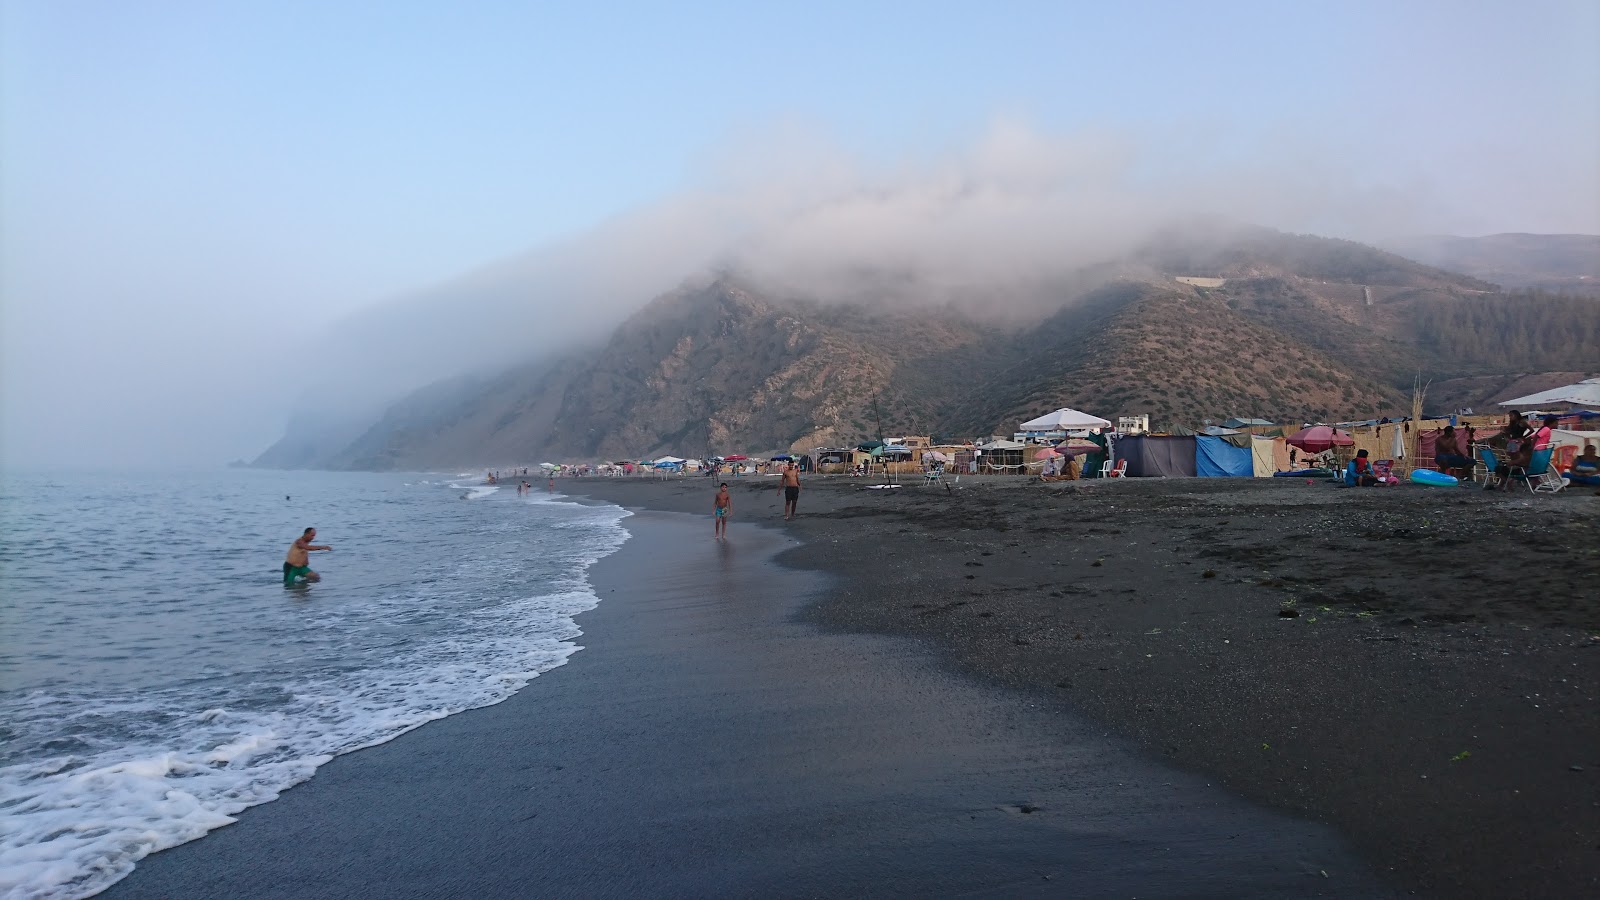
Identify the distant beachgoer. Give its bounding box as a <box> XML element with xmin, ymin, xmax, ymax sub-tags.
<box><xmin>1504</xmin><ymin>411</ymin><xmax>1531</xmax><ymax>450</ymax></box>
<box><xmin>1345</xmin><ymin>449</ymin><xmax>1378</xmax><ymax>487</ymax></box>
<box><xmin>283</xmin><ymin>527</ymin><xmax>331</xmax><ymax>586</ymax></box>
<box><xmin>1568</xmin><ymin>444</ymin><xmax>1600</xmax><ymax>485</ymax></box>
<box><xmin>714</xmin><ymin>482</ymin><xmax>732</xmax><ymax>538</ymax></box>
<box><xmin>780</xmin><ymin>463</ymin><xmax>801</xmax><ymax>519</ymax></box>
<box><xmin>1532</xmin><ymin>416</ymin><xmax>1557</xmax><ymax>450</ymax></box>
<box><xmin>1434</xmin><ymin>426</ymin><xmax>1472</xmax><ymax>474</ymax></box>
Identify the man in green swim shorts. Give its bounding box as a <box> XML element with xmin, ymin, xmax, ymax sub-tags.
<box><xmin>284</xmin><ymin>527</ymin><xmax>332</xmax><ymax>586</ymax></box>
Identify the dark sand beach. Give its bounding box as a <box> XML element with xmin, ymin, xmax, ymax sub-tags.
<box><xmin>559</xmin><ymin>475</ymin><xmax>1600</xmax><ymax>898</ymax></box>
<box><xmin>109</xmin><ymin>506</ymin><xmax>1392</xmax><ymax>899</ymax></box>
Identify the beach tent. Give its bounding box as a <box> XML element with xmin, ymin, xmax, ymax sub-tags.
<box><xmin>1018</xmin><ymin>408</ymin><xmax>1112</xmax><ymax>432</ymax></box>
<box><xmin>1224</xmin><ymin>417</ymin><xmax>1275</xmax><ymax>429</ymax></box>
<box><xmin>1114</xmin><ymin>435</ymin><xmax>1198</xmax><ymax>477</ymax></box>
<box><xmin>1201</xmin><ymin>425</ymin><xmax>1242</xmax><ymax>436</ymax></box>
<box><xmin>1195</xmin><ymin>435</ymin><xmax>1253</xmax><ymax>476</ymax></box>
<box><xmin>1250</xmin><ymin>436</ymin><xmax>1278</xmax><ymax>477</ymax></box>
<box><xmin>1498</xmin><ymin>378</ymin><xmax>1600</xmax><ymax>411</ymax></box>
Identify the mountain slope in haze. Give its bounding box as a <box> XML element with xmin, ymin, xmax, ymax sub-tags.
<box><xmin>254</xmin><ymin>228</ymin><xmax>1595</xmax><ymax>469</ymax></box>
<box><xmin>1382</xmin><ymin>233</ymin><xmax>1600</xmax><ymax>294</ymax></box>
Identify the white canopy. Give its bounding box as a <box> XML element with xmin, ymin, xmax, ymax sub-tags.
<box><xmin>654</xmin><ymin>455</ymin><xmax>686</xmax><ymax>464</ymax></box>
<box><xmin>976</xmin><ymin>439</ymin><xmax>1026</xmax><ymax>450</ymax></box>
<box><xmin>1018</xmin><ymin>408</ymin><xmax>1113</xmax><ymax>431</ymax></box>
<box><xmin>1498</xmin><ymin>378</ymin><xmax>1600</xmax><ymax>410</ymax></box>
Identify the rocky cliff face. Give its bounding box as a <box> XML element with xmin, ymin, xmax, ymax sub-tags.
<box><xmin>253</xmin><ymin>230</ymin><xmax>1595</xmax><ymax>469</ymax></box>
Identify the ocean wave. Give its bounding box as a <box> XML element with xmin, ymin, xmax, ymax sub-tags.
<box><xmin>0</xmin><ymin>495</ymin><xmax>631</xmax><ymax>899</ymax></box>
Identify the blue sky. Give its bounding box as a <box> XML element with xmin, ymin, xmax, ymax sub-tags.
<box><xmin>2</xmin><ymin>0</ymin><xmax>1597</xmax><ymax>467</ymax></box>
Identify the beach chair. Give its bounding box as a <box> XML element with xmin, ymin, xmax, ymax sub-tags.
<box><xmin>1504</xmin><ymin>445</ymin><xmax>1555</xmax><ymax>490</ymax></box>
<box><xmin>1372</xmin><ymin>459</ymin><xmax>1398</xmax><ymax>485</ymax></box>
<box><xmin>1520</xmin><ymin>449</ymin><xmax>1562</xmax><ymax>493</ymax></box>
<box><xmin>1476</xmin><ymin>447</ymin><xmax>1503</xmax><ymax>489</ymax></box>
<box><xmin>1101</xmin><ymin>458</ymin><xmax>1127</xmax><ymax>478</ymax></box>
<box><xmin>922</xmin><ymin>466</ymin><xmax>944</xmax><ymax>486</ymax></box>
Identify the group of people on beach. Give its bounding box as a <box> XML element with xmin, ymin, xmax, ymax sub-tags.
<box><xmin>713</xmin><ymin>462</ymin><xmax>802</xmax><ymax>538</ymax></box>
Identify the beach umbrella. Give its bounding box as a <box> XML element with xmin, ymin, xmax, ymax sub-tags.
<box><xmin>922</xmin><ymin>450</ymin><xmax>952</xmax><ymax>464</ymax></box>
<box><xmin>1286</xmin><ymin>426</ymin><xmax>1354</xmax><ymax>453</ymax></box>
<box><xmin>723</xmin><ymin>454</ymin><xmax>748</xmax><ymax>461</ymax></box>
<box><xmin>856</xmin><ymin>440</ymin><xmax>886</xmax><ymax>452</ymax></box>
<box><xmin>770</xmin><ymin>453</ymin><xmax>794</xmax><ymax>461</ymax></box>
<box><xmin>1019</xmin><ymin>408</ymin><xmax>1113</xmax><ymax>431</ymax></box>
<box><xmin>1034</xmin><ymin>447</ymin><xmax>1061</xmax><ymax>459</ymax></box>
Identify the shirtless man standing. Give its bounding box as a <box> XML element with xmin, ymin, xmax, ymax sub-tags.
<box><xmin>713</xmin><ymin>483</ymin><xmax>732</xmax><ymax>539</ymax></box>
<box><xmin>284</xmin><ymin>527</ymin><xmax>332</xmax><ymax>586</ymax></box>
<box><xmin>780</xmin><ymin>462</ymin><xmax>801</xmax><ymax>520</ymax></box>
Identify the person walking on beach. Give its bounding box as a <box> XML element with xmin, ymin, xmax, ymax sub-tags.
<box><xmin>714</xmin><ymin>482</ymin><xmax>732</xmax><ymax>538</ymax></box>
<box><xmin>284</xmin><ymin>527</ymin><xmax>331</xmax><ymax>586</ymax></box>
<box><xmin>780</xmin><ymin>462</ymin><xmax>801</xmax><ymax>519</ymax></box>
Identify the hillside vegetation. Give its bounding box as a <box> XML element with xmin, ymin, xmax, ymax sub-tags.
<box><xmin>254</xmin><ymin>230</ymin><xmax>1599</xmax><ymax>468</ymax></box>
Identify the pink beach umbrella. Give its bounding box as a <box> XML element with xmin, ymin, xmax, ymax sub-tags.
<box><xmin>1286</xmin><ymin>426</ymin><xmax>1354</xmax><ymax>453</ymax></box>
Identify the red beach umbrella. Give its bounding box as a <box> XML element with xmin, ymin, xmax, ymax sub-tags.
<box><xmin>1286</xmin><ymin>426</ymin><xmax>1354</xmax><ymax>453</ymax></box>
<box><xmin>723</xmin><ymin>454</ymin><xmax>748</xmax><ymax>461</ymax></box>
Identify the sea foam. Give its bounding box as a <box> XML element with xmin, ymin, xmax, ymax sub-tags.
<box><xmin>0</xmin><ymin>479</ymin><xmax>630</xmax><ymax>900</ymax></box>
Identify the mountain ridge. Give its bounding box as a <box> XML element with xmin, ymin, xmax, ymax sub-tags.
<box><xmin>254</xmin><ymin>230</ymin><xmax>1597</xmax><ymax>469</ymax></box>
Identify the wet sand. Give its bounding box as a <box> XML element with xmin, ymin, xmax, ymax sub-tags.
<box><xmin>567</xmin><ymin>474</ymin><xmax>1600</xmax><ymax>898</ymax></box>
<box><xmin>109</xmin><ymin>508</ymin><xmax>1386</xmax><ymax>898</ymax></box>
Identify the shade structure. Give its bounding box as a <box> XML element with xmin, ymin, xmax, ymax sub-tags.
<box><xmin>921</xmin><ymin>450</ymin><xmax>952</xmax><ymax>464</ymax></box>
<box><xmin>722</xmin><ymin>454</ymin><xmax>748</xmax><ymax>461</ymax></box>
<box><xmin>1498</xmin><ymin>377</ymin><xmax>1600</xmax><ymax>410</ymax></box>
<box><xmin>769</xmin><ymin>453</ymin><xmax>794</xmax><ymax>461</ymax></box>
<box><xmin>1286</xmin><ymin>426</ymin><xmax>1354</xmax><ymax>453</ymax></box>
<box><xmin>1018</xmin><ymin>408</ymin><xmax>1112</xmax><ymax>432</ymax></box>
<box><xmin>654</xmin><ymin>455</ymin><xmax>686</xmax><ymax>464</ymax></box>
<box><xmin>1195</xmin><ymin>436</ymin><xmax>1253</xmax><ymax>476</ymax></box>
<box><xmin>856</xmin><ymin>440</ymin><xmax>886</xmax><ymax>452</ymax></box>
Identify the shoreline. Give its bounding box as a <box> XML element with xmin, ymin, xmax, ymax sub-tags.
<box><xmin>565</xmin><ymin>475</ymin><xmax>1600</xmax><ymax>898</ymax></box>
<box><xmin>107</xmin><ymin>503</ymin><xmax>1387</xmax><ymax>898</ymax></box>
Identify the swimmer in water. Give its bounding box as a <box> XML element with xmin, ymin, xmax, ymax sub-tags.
<box><xmin>283</xmin><ymin>527</ymin><xmax>331</xmax><ymax>586</ymax></box>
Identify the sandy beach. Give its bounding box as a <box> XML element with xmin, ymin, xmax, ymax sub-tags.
<box><xmin>109</xmin><ymin>503</ymin><xmax>1394</xmax><ymax>899</ymax></box>
<box><xmin>563</xmin><ymin>474</ymin><xmax>1600</xmax><ymax>898</ymax></box>
<box><xmin>103</xmin><ymin>475</ymin><xmax>1597</xmax><ymax>898</ymax></box>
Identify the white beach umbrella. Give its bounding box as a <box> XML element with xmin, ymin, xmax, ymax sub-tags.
<box><xmin>1018</xmin><ymin>408</ymin><xmax>1113</xmax><ymax>431</ymax></box>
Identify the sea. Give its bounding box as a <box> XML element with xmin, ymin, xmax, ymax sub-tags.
<box><xmin>0</xmin><ymin>469</ymin><xmax>630</xmax><ymax>900</ymax></box>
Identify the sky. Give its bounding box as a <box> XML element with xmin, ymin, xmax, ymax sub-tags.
<box><xmin>3</xmin><ymin>0</ymin><xmax>1597</xmax><ymax>468</ymax></box>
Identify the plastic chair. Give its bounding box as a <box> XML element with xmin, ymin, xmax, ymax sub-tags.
<box><xmin>1101</xmin><ymin>459</ymin><xmax>1127</xmax><ymax>478</ymax></box>
<box><xmin>922</xmin><ymin>467</ymin><xmax>944</xmax><ymax>486</ymax></box>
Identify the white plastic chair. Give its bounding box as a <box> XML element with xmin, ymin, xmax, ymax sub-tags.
<box><xmin>1101</xmin><ymin>458</ymin><xmax>1127</xmax><ymax>478</ymax></box>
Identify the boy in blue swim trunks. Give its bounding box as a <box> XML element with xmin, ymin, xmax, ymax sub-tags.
<box><xmin>714</xmin><ymin>483</ymin><xmax>732</xmax><ymax>539</ymax></box>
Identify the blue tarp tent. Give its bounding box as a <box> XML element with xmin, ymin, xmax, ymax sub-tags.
<box><xmin>1195</xmin><ymin>436</ymin><xmax>1253</xmax><ymax>477</ymax></box>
